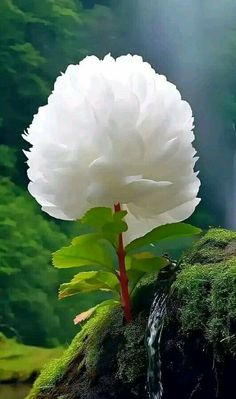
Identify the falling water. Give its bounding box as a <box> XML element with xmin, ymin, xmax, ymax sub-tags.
<box><xmin>147</xmin><ymin>292</ymin><xmax>167</xmax><ymax>399</ymax></box>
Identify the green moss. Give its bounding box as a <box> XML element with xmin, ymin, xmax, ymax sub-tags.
<box><xmin>172</xmin><ymin>228</ymin><xmax>236</xmax><ymax>354</ymax></box>
<box><xmin>26</xmin><ymin>304</ymin><xmax>120</xmax><ymax>399</ymax></box>
<box><xmin>182</xmin><ymin>228</ymin><xmax>236</xmax><ymax>265</ymax></box>
<box><xmin>26</xmin><ymin>272</ymin><xmax>158</xmax><ymax>399</ymax></box>
<box><xmin>116</xmin><ymin>313</ymin><xmax>147</xmax><ymax>383</ymax></box>
<box><xmin>201</xmin><ymin>228</ymin><xmax>236</xmax><ymax>244</ymax></box>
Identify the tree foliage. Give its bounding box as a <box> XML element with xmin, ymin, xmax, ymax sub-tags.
<box><xmin>0</xmin><ymin>161</ymin><xmax>107</xmax><ymax>346</ymax></box>
<box><xmin>0</xmin><ymin>176</ymin><xmax>64</xmax><ymax>345</ymax></box>
<box><xmin>0</xmin><ymin>0</ymin><xmax>122</xmax><ymax>150</ymax></box>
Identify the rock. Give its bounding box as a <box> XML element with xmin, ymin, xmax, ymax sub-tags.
<box><xmin>28</xmin><ymin>228</ymin><xmax>236</xmax><ymax>399</ymax></box>
<box><xmin>26</xmin><ymin>274</ymin><xmax>160</xmax><ymax>399</ymax></box>
<box><xmin>161</xmin><ymin>228</ymin><xmax>236</xmax><ymax>399</ymax></box>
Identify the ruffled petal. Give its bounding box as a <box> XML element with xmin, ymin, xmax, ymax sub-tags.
<box><xmin>24</xmin><ymin>54</ymin><xmax>200</xmax><ymax>238</ymax></box>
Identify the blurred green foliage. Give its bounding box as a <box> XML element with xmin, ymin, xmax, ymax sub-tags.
<box><xmin>0</xmin><ymin>0</ymin><xmax>122</xmax><ymax>149</ymax></box>
<box><xmin>0</xmin><ymin>173</ymin><xmax>67</xmax><ymax>346</ymax></box>
<box><xmin>0</xmin><ymin>332</ymin><xmax>63</xmax><ymax>382</ymax></box>
<box><xmin>0</xmin><ymin>161</ymin><xmax>110</xmax><ymax>346</ymax></box>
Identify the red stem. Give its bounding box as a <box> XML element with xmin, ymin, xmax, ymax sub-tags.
<box><xmin>114</xmin><ymin>202</ymin><xmax>132</xmax><ymax>324</ymax></box>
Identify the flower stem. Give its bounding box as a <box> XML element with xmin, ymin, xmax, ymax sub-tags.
<box><xmin>114</xmin><ymin>202</ymin><xmax>132</xmax><ymax>324</ymax></box>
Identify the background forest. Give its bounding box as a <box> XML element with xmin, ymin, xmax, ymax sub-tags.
<box><xmin>1</xmin><ymin>0</ymin><xmax>236</xmax><ymax>348</ymax></box>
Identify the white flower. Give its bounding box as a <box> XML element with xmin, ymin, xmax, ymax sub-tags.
<box><xmin>24</xmin><ymin>54</ymin><xmax>200</xmax><ymax>244</ymax></box>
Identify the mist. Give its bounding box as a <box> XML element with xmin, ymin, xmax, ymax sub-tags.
<box><xmin>116</xmin><ymin>0</ymin><xmax>236</xmax><ymax>228</ymax></box>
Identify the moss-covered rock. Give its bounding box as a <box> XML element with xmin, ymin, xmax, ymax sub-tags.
<box><xmin>161</xmin><ymin>228</ymin><xmax>236</xmax><ymax>398</ymax></box>
<box><xmin>27</xmin><ymin>228</ymin><xmax>236</xmax><ymax>399</ymax></box>
<box><xmin>172</xmin><ymin>228</ymin><xmax>236</xmax><ymax>353</ymax></box>
<box><xmin>26</xmin><ymin>273</ymin><xmax>160</xmax><ymax>399</ymax></box>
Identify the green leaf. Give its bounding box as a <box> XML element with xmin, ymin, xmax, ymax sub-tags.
<box><xmin>53</xmin><ymin>235</ymin><xmax>117</xmax><ymax>271</ymax></box>
<box><xmin>79</xmin><ymin>207</ymin><xmax>128</xmax><ymax>245</ymax></box>
<box><xmin>59</xmin><ymin>271</ymin><xmax>119</xmax><ymax>299</ymax></box>
<box><xmin>103</xmin><ymin>210</ymin><xmax>128</xmax><ymax>235</ymax></box>
<box><xmin>126</xmin><ymin>269</ymin><xmax>144</xmax><ymax>293</ymax></box>
<box><xmin>71</xmin><ymin>270</ymin><xmax>119</xmax><ymax>291</ymax></box>
<box><xmin>126</xmin><ymin>252</ymin><xmax>169</xmax><ymax>273</ymax></box>
<box><xmin>125</xmin><ymin>252</ymin><xmax>169</xmax><ymax>294</ymax></box>
<box><xmin>80</xmin><ymin>207</ymin><xmax>113</xmax><ymax>229</ymax></box>
<box><xmin>71</xmin><ymin>233</ymin><xmax>102</xmax><ymax>246</ymax></box>
<box><xmin>126</xmin><ymin>223</ymin><xmax>202</xmax><ymax>253</ymax></box>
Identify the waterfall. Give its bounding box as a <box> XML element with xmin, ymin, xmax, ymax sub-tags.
<box><xmin>147</xmin><ymin>292</ymin><xmax>167</xmax><ymax>399</ymax></box>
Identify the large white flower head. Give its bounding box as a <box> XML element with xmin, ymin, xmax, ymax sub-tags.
<box><xmin>24</xmin><ymin>54</ymin><xmax>200</xmax><ymax>243</ymax></box>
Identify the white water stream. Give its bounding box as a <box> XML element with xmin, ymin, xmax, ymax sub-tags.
<box><xmin>147</xmin><ymin>292</ymin><xmax>167</xmax><ymax>399</ymax></box>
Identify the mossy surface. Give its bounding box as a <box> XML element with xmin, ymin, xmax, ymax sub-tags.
<box><xmin>28</xmin><ymin>228</ymin><xmax>236</xmax><ymax>399</ymax></box>
<box><xmin>181</xmin><ymin>228</ymin><xmax>236</xmax><ymax>265</ymax></box>
<box><xmin>26</xmin><ymin>305</ymin><xmax>119</xmax><ymax>398</ymax></box>
<box><xmin>171</xmin><ymin>228</ymin><xmax>236</xmax><ymax>354</ymax></box>
<box><xmin>159</xmin><ymin>228</ymin><xmax>236</xmax><ymax>398</ymax></box>
<box><xmin>26</xmin><ymin>273</ymin><xmax>158</xmax><ymax>399</ymax></box>
<box><xmin>0</xmin><ymin>333</ymin><xmax>63</xmax><ymax>383</ymax></box>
